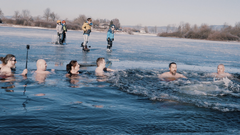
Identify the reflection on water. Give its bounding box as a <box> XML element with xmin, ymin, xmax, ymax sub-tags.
<box><xmin>67</xmin><ymin>74</ymin><xmax>81</xmax><ymax>88</ymax></box>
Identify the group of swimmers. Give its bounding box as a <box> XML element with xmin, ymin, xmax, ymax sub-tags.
<box><xmin>0</xmin><ymin>53</ymin><xmax>234</xmax><ymax>84</ymax></box>
<box><xmin>0</xmin><ymin>54</ymin><xmax>114</xmax><ymax>83</ymax></box>
<box><xmin>158</xmin><ymin>62</ymin><xmax>233</xmax><ymax>81</ymax></box>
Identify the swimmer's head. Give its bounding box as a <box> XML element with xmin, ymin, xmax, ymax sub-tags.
<box><xmin>66</xmin><ymin>60</ymin><xmax>79</xmax><ymax>72</ymax></box>
<box><xmin>217</xmin><ymin>64</ymin><xmax>225</xmax><ymax>74</ymax></box>
<box><xmin>96</xmin><ymin>57</ymin><xmax>106</xmax><ymax>67</ymax></box>
<box><xmin>169</xmin><ymin>62</ymin><xmax>177</xmax><ymax>75</ymax></box>
<box><xmin>36</xmin><ymin>59</ymin><xmax>47</xmax><ymax>71</ymax></box>
<box><xmin>0</xmin><ymin>54</ymin><xmax>16</xmax><ymax>67</ymax></box>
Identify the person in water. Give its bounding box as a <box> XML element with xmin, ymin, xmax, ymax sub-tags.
<box><xmin>106</xmin><ymin>25</ymin><xmax>115</xmax><ymax>50</ymax></box>
<box><xmin>211</xmin><ymin>64</ymin><xmax>233</xmax><ymax>78</ymax></box>
<box><xmin>95</xmin><ymin>57</ymin><xmax>114</xmax><ymax>76</ymax></box>
<box><xmin>81</xmin><ymin>18</ymin><xmax>92</xmax><ymax>51</ymax></box>
<box><xmin>65</xmin><ymin>60</ymin><xmax>81</xmax><ymax>87</ymax></box>
<box><xmin>0</xmin><ymin>54</ymin><xmax>16</xmax><ymax>70</ymax></box>
<box><xmin>34</xmin><ymin>59</ymin><xmax>54</xmax><ymax>83</ymax></box>
<box><xmin>0</xmin><ymin>54</ymin><xmax>27</xmax><ymax>76</ymax></box>
<box><xmin>158</xmin><ymin>62</ymin><xmax>187</xmax><ymax>81</ymax></box>
<box><xmin>66</xmin><ymin>60</ymin><xmax>80</xmax><ymax>77</ymax></box>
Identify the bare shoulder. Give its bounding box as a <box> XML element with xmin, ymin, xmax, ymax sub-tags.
<box><xmin>106</xmin><ymin>68</ymin><xmax>114</xmax><ymax>72</ymax></box>
<box><xmin>160</xmin><ymin>72</ymin><xmax>170</xmax><ymax>76</ymax></box>
<box><xmin>225</xmin><ymin>73</ymin><xmax>233</xmax><ymax>77</ymax></box>
<box><xmin>1</xmin><ymin>66</ymin><xmax>11</xmax><ymax>72</ymax></box>
<box><xmin>158</xmin><ymin>72</ymin><xmax>170</xmax><ymax>77</ymax></box>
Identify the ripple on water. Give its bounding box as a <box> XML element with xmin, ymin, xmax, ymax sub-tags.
<box><xmin>109</xmin><ymin>69</ymin><xmax>240</xmax><ymax>112</ymax></box>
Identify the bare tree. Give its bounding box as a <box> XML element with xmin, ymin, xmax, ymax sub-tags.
<box><xmin>92</xmin><ymin>19</ymin><xmax>100</xmax><ymax>28</ymax></box>
<box><xmin>112</xmin><ymin>18</ymin><xmax>121</xmax><ymax>30</ymax></box>
<box><xmin>166</xmin><ymin>24</ymin><xmax>171</xmax><ymax>33</ymax></box>
<box><xmin>50</xmin><ymin>12</ymin><xmax>57</xmax><ymax>21</ymax></box>
<box><xmin>13</xmin><ymin>11</ymin><xmax>20</xmax><ymax>19</ymax></box>
<box><xmin>43</xmin><ymin>8</ymin><xmax>51</xmax><ymax>21</ymax></box>
<box><xmin>0</xmin><ymin>8</ymin><xmax>4</xmax><ymax>18</ymax></box>
<box><xmin>134</xmin><ymin>24</ymin><xmax>142</xmax><ymax>31</ymax></box>
<box><xmin>34</xmin><ymin>15</ymin><xmax>42</xmax><ymax>21</ymax></box>
<box><xmin>193</xmin><ymin>24</ymin><xmax>198</xmax><ymax>32</ymax></box>
<box><xmin>177</xmin><ymin>25</ymin><xmax>182</xmax><ymax>33</ymax></box>
<box><xmin>154</xmin><ymin>26</ymin><xmax>158</xmax><ymax>33</ymax></box>
<box><xmin>144</xmin><ymin>26</ymin><xmax>149</xmax><ymax>33</ymax></box>
<box><xmin>22</xmin><ymin>9</ymin><xmax>30</xmax><ymax>19</ymax></box>
<box><xmin>235</xmin><ymin>22</ymin><xmax>240</xmax><ymax>29</ymax></box>
<box><xmin>170</xmin><ymin>24</ymin><xmax>177</xmax><ymax>32</ymax></box>
<box><xmin>73</xmin><ymin>15</ymin><xmax>87</xmax><ymax>26</ymax></box>
<box><xmin>183</xmin><ymin>23</ymin><xmax>190</xmax><ymax>33</ymax></box>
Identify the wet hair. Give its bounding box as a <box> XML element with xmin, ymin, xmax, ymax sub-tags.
<box><xmin>96</xmin><ymin>57</ymin><xmax>105</xmax><ymax>67</ymax></box>
<box><xmin>169</xmin><ymin>62</ymin><xmax>176</xmax><ymax>68</ymax></box>
<box><xmin>66</xmin><ymin>60</ymin><xmax>78</xmax><ymax>72</ymax></box>
<box><xmin>0</xmin><ymin>54</ymin><xmax>15</xmax><ymax>65</ymax></box>
<box><xmin>87</xmin><ymin>18</ymin><xmax>92</xmax><ymax>22</ymax></box>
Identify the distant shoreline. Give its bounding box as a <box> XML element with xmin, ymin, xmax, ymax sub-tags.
<box><xmin>0</xmin><ymin>23</ymin><xmax>157</xmax><ymax>37</ymax></box>
<box><xmin>1</xmin><ymin>23</ymin><xmax>240</xmax><ymax>43</ymax></box>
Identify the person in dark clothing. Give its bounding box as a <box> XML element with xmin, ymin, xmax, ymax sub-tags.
<box><xmin>106</xmin><ymin>25</ymin><xmax>115</xmax><ymax>50</ymax></box>
<box><xmin>62</xmin><ymin>20</ymin><xmax>67</xmax><ymax>43</ymax></box>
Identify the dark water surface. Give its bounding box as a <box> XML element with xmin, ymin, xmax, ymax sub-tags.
<box><xmin>0</xmin><ymin>26</ymin><xmax>240</xmax><ymax>134</ymax></box>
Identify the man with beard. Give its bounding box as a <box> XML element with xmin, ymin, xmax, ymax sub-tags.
<box><xmin>158</xmin><ymin>62</ymin><xmax>187</xmax><ymax>81</ymax></box>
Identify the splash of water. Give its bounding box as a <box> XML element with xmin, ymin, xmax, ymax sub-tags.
<box><xmin>109</xmin><ymin>69</ymin><xmax>240</xmax><ymax>112</ymax></box>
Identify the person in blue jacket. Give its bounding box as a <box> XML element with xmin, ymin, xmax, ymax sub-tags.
<box><xmin>106</xmin><ymin>25</ymin><xmax>115</xmax><ymax>50</ymax></box>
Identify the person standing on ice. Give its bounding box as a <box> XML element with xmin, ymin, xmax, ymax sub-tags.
<box><xmin>106</xmin><ymin>25</ymin><xmax>115</xmax><ymax>50</ymax></box>
<box><xmin>56</xmin><ymin>20</ymin><xmax>63</xmax><ymax>44</ymax></box>
<box><xmin>81</xmin><ymin>18</ymin><xmax>92</xmax><ymax>51</ymax></box>
<box><xmin>62</xmin><ymin>20</ymin><xmax>67</xmax><ymax>44</ymax></box>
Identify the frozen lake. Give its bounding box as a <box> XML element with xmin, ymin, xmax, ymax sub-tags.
<box><xmin>0</xmin><ymin>26</ymin><xmax>240</xmax><ymax>134</ymax></box>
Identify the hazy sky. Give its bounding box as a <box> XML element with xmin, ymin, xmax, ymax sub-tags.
<box><xmin>0</xmin><ymin>0</ymin><xmax>239</xmax><ymax>26</ymax></box>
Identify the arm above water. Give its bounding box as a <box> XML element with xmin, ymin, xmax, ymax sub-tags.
<box><xmin>211</xmin><ymin>72</ymin><xmax>233</xmax><ymax>78</ymax></box>
<box><xmin>106</xmin><ymin>68</ymin><xmax>114</xmax><ymax>72</ymax></box>
<box><xmin>21</xmin><ymin>69</ymin><xmax>28</xmax><ymax>76</ymax></box>
<box><xmin>179</xmin><ymin>73</ymin><xmax>187</xmax><ymax>79</ymax></box>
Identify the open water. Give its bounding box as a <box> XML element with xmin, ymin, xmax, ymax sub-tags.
<box><xmin>0</xmin><ymin>26</ymin><xmax>240</xmax><ymax>134</ymax></box>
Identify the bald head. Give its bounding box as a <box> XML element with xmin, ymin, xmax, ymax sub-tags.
<box><xmin>217</xmin><ymin>64</ymin><xmax>225</xmax><ymax>74</ymax></box>
<box><xmin>36</xmin><ymin>59</ymin><xmax>47</xmax><ymax>71</ymax></box>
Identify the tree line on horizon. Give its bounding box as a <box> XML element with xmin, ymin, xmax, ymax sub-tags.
<box><xmin>1</xmin><ymin>8</ymin><xmax>240</xmax><ymax>41</ymax></box>
<box><xmin>0</xmin><ymin>8</ymin><xmax>121</xmax><ymax>30</ymax></box>
<box><xmin>158</xmin><ymin>22</ymin><xmax>240</xmax><ymax>41</ymax></box>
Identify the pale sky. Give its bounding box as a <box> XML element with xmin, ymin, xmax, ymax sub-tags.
<box><xmin>0</xmin><ymin>0</ymin><xmax>239</xmax><ymax>26</ymax></box>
